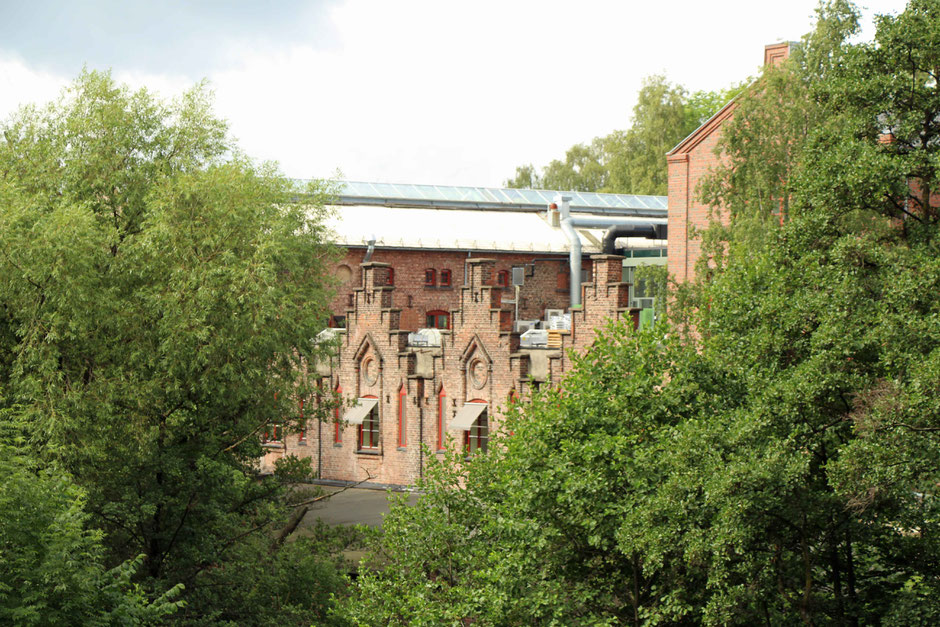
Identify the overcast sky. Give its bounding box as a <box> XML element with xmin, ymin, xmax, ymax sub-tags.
<box><xmin>0</xmin><ymin>0</ymin><xmax>910</xmax><ymax>187</ymax></box>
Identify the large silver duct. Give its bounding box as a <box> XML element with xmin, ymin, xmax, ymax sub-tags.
<box><xmin>555</xmin><ymin>195</ymin><xmax>582</xmax><ymax>308</ymax></box>
<box><xmin>363</xmin><ymin>234</ymin><xmax>377</xmax><ymax>262</ymax></box>
<box><xmin>555</xmin><ymin>194</ymin><xmax>666</xmax><ymax>308</ymax></box>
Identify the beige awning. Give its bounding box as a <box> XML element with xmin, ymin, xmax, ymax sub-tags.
<box><xmin>449</xmin><ymin>402</ymin><xmax>487</xmax><ymax>432</ymax></box>
<box><xmin>343</xmin><ymin>398</ymin><xmax>378</xmax><ymax>425</ymax></box>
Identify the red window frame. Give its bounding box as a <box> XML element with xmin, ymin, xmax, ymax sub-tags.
<box><xmin>463</xmin><ymin>401</ymin><xmax>488</xmax><ymax>455</ymax></box>
<box><xmin>440</xmin><ymin>269</ymin><xmax>452</xmax><ymax>287</ymax></box>
<box><xmin>263</xmin><ymin>423</ymin><xmax>283</xmax><ymax>443</ymax></box>
<box><xmin>424</xmin><ymin>268</ymin><xmax>436</xmax><ymax>286</ymax></box>
<box><xmin>497</xmin><ymin>270</ymin><xmax>510</xmax><ymax>287</ymax></box>
<box><xmin>398</xmin><ymin>384</ymin><xmax>407</xmax><ymax>447</ymax></box>
<box><xmin>437</xmin><ymin>386</ymin><xmax>446</xmax><ymax>451</ymax></box>
<box><xmin>387</xmin><ymin>268</ymin><xmax>394</xmax><ymax>285</ymax></box>
<box><xmin>426</xmin><ymin>310</ymin><xmax>450</xmax><ymax>329</ymax></box>
<box><xmin>263</xmin><ymin>390</ymin><xmax>283</xmax><ymax>443</ymax></box>
<box><xmin>358</xmin><ymin>394</ymin><xmax>379</xmax><ymax>450</ymax></box>
<box><xmin>334</xmin><ymin>383</ymin><xmax>342</xmax><ymax>444</ymax></box>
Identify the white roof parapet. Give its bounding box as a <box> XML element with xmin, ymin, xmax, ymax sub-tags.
<box><xmin>324</xmin><ymin>205</ymin><xmax>610</xmax><ymax>254</ymax></box>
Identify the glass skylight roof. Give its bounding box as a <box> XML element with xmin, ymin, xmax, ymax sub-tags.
<box><xmin>317</xmin><ymin>180</ymin><xmax>667</xmax><ymax>214</ymax></box>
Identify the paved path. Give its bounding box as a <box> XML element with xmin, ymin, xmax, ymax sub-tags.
<box><xmin>302</xmin><ymin>486</ymin><xmax>418</xmax><ymax>528</ymax></box>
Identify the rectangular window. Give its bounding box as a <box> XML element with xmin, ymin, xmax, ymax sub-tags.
<box><xmin>426</xmin><ymin>311</ymin><xmax>450</xmax><ymax>329</ymax></box>
<box><xmin>464</xmin><ymin>411</ymin><xmax>488</xmax><ymax>455</ymax></box>
<box><xmin>359</xmin><ymin>405</ymin><xmax>379</xmax><ymax>450</ymax></box>
<box><xmin>263</xmin><ymin>423</ymin><xmax>283</xmax><ymax>443</ymax></box>
<box><xmin>437</xmin><ymin>389</ymin><xmax>445</xmax><ymax>450</ymax></box>
<box><xmin>497</xmin><ymin>270</ymin><xmax>509</xmax><ymax>287</ymax></box>
<box><xmin>298</xmin><ymin>399</ymin><xmax>306</xmax><ymax>442</ymax></box>
<box><xmin>398</xmin><ymin>385</ymin><xmax>407</xmax><ymax>447</ymax></box>
<box><xmin>440</xmin><ymin>269</ymin><xmax>451</xmax><ymax>286</ymax></box>
<box><xmin>334</xmin><ymin>386</ymin><xmax>342</xmax><ymax>444</ymax></box>
<box><xmin>424</xmin><ymin>268</ymin><xmax>436</xmax><ymax>286</ymax></box>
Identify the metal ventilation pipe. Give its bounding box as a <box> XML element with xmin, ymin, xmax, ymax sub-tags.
<box><xmin>601</xmin><ymin>223</ymin><xmax>668</xmax><ymax>254</ymax></box>
<box><xmin>556</xmin><ymin>195</ymin><xmax>667</xmax><ymax>308</ymax></box>
<box><xmin>363</xmin><ymin>234</ymin><xmax>377</xmax><ymax>262</ymax></box>
<box><xmin>555</xmin><ymin>195</ymin><xmax>582</xmax><ymax>308</ymax></box>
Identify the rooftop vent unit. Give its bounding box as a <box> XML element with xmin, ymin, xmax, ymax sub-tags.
<box><xmin>514</xmin><ymin>319</ymin><xmax>540</xmax><ymax>334</ymax></box>
<box><xmin>407</xmin><ymin>328</ymin><xmax>442</xmax><ymax>347</ymax></box>
<box><xmin>520</xmin><ymin>329</ymin><xmax>549</xmax><ymax>348</ymax></box>
<box><xmin>315</xmin><ymin>328</ymin><xmax>341</xmax><ymax>345</ymax></box>
<box><xmin>546</xmin><ymin>312</ymin><xmax>571</xmax><ymax>331</ymax></box>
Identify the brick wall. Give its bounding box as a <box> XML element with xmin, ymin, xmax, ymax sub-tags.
<box><xmin>264</xmin><ymin>254</ymin><xmax>639</xmax><ymax>488</ymax></box>
<box><xmin>329</xmin><ymin>248</ymin><xmax>585</xmax><ymax>331</ymax></box>
<box><xmin>667</xmin><ymin>42</ymin><xmax>792</xmax><ymax>283</ymax></box>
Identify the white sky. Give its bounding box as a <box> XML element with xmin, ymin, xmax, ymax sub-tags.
<box><xmin>0</xmin><ymin>0</ymin><xmax>909</xmax><ymax>188</ymax></box>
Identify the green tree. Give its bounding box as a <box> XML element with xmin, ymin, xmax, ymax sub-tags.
<box><xmin>541</xmin><ymin>139</ymin><xmax>609</xmax><ymax>192</ymax></box>
<box><xmin>348</xmin><ymin>1</ymin><xmax>940</xmax><ymax>624</ymax></box>
<box><xmin>605</xmin><ymin>75</ymin><xmax>690</xmax><ymax>195</ymax></box>
<box><xmin>506</xmin><ymin>76</ymin><xmax>741</xmax><ymax>195</ymax></box>
<box><xmin>0</xmin><ymin>431</ymin><xmax>182</xmax><ymax>625</ymax></box>
<box><xmin>0</xmin><ymin>71</ymin><xmax>352</xmax><ymax>623</ymax></box>
<box><xmin>503</xmin><ymin>163</ymin><xmax>541</xmax><ymax>189</ymax></box>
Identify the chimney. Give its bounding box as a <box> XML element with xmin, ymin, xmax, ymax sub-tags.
<box><xmin>764</xmin><ymin>42</ymin><xmax>793</xmax><ymax>67</ymax></box>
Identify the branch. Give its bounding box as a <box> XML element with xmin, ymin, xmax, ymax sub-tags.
<box><xmin>220</xmin><ymin>418</ymin><xmax>272</xmax><ymax>454</ymax></box>
<box><xmin>884</xmin><ymin>192</ymin><xmax>924</xmax><ymax>223</ymax></box>
<box><xmin>886</xmin><ymin>422</ymin><xmax>940</xmax><ymax>433</ymax></box>
<box><xmin>272</xmin><ymin>472</ymin><xmax>374</xmax><ymax>550</ymax></box>
<box><xmin>286</xmin><ymin>471</ymin><xmax>373</xmax><ymax>510</ymax></box>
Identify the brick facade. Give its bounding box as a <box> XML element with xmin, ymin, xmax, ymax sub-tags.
<box><xmin>667</xmin><ymin>42</ymin><xmax>792</xmax><ymax>282</ymax></box>
<box><xmin>264</xmin><ymin>255</ymin><xmax>639</xmax><ymax>488</ymax></box>
<box><xmin>329</xmin><ymin>248</ymin><xmax>586</xmax><ymax>331</ymax></box>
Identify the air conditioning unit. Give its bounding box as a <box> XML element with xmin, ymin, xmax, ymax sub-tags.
<box><xmin>520</xmin><ymin>329</ymin><xmax>549</xmax><ymax>348</ymax></box>
<box><xmin>408</xmin><ymin>328</ymin><xmax>442</xmax><ymax>347</ymax></box>
<box><xmin>632</xmin><ymin>297</ymin><xmax>655</xmax><ymax>309</ymax></box>
<box><xmin>547</xmin><ymin>313</ymin><xmax>571</xmax><ymax>330</ymax></box>
<box><xmin>514</xmin><ymin>319</ymin><xmax>540</xmax><ymax>334</ymax></box>
<box><xmin>544</xmin><ymin>308</ymin><xmax>564</xmax><ymax>321</ymax></box>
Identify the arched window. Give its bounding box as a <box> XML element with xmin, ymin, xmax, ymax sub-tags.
<box><xmin>497</xmin><ymin>270</ymin><xmax>510</xmax><ymax>287</ymax></box>
<box><xmin>398</xmin><ymin>384</ymin><xmax>407</xmax><ymax>448</ymax></box>
<box><xmin>333</xmin><ymin>383</ymin><xmax>343</xmax><ymax>444</ymax></box>
<box><xmin>464</xmin><ymin>402</ymin><xmax>488</xmax><ymax>455</ymax></box>
<box><xmin>424</xmin><ymin>268</ymin><xmax>436</xmax><ymax>287</ymax></box>
<box><xmin>440</xmin><ymin>268</ymin><xmax>452</xmax><ymax>287</ymax></box>
<box><xmin>426</xmin><ymin>310</ymin><xmax>450</xmax><ymax>329</ymax></box>
<box><xmin>437</xmin><ymin>386</ymin><xmax>447</xmax><ymax>450</ymax></box>
<box><xmin>358</xmin><ymin>395</ymin><xmax>380</xmax><ymax>450</ymax></box>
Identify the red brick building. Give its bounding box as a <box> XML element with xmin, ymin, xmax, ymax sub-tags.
<box><xmin>262</xmin><ymin>183</ymin><xmax>667</xmax><ymax>487</ymax></box>
<box><xmin>667</xmin><ymin>42</ymin><xmax>793</xmax><ymax>281</ymax></box>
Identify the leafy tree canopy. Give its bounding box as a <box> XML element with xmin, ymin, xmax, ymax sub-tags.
<box><xmin>0</xmin><ymin>71</ymin><xmax>353</xmax><ymax>624</ymax></box>
<box><xmin>506</xmin><ymin>75</ymin><xmax>742</xmax><ymax>195</ymax></box>
<box><xmin>350</xmin><ymin>1</ymin><xmax>940</xmax><ymax>624</ymax></box>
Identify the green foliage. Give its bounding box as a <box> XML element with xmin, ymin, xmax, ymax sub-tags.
<box><xmin>506</xmin><ymin>76</ymin><xmax>741</xmax><ymax>195</ymax></box>
<box><xmin>0</xmin><ymin>438</ymin><xmax>183</xmax><ymax>624</ymax></box>
<box><xmin>355</xmin><ymin>1</ymin><xmax>940</xmax><ymax>624</ymax></box>
<box><xmin>697</xmin><ymin>0</ymin><xmax>860</xmax><ymax>261</ymax></box>
<box><xmin>0</xmin><ymin>70</ymin><xmax>349</xmax><ymax>622</ymax></box>
<box><xmin>504</xmin><ymin>163</ymin><xmax>541</xmax><ymax>190</ymax></box>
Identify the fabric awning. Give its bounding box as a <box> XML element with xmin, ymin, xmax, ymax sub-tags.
<box><xmin>449</xmin><ymin>402</ymin><xmax>487</xmax><ymax>432</ymax></box>
<box><xmin>343</xmin><ymin>398</ymin><xmax>378</xmax><ymax>425</ymax></box>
